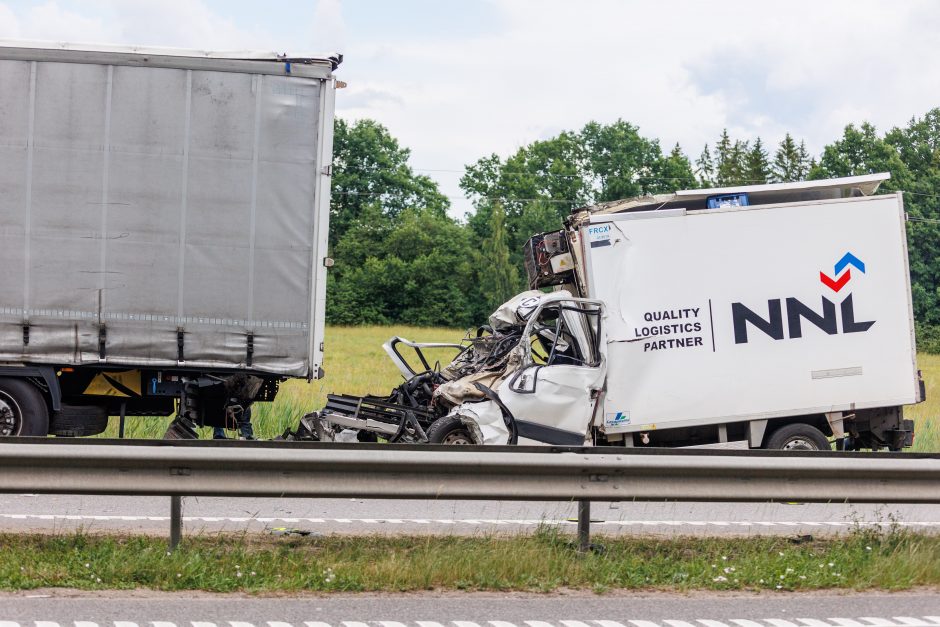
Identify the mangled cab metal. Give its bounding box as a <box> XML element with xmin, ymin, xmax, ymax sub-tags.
<box><xmin>291</xmin><ymin>290</ymin><xmax>605</xmax><ymax>445</ymax></box>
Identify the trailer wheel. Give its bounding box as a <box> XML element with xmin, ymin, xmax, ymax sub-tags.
<box><xmin>426</xmin><ymin>415</ymin><xmax>475</xmax><ymax>445</ymax></box>
<box><xmin>0</xmin><ymin>378</ymin><xmax>50</xmax><ymax>437</ymax></box>
<box><xmin>765</xmin><ymin>423</ymin><xmax>831</xmax><ymax>451</ymax></box>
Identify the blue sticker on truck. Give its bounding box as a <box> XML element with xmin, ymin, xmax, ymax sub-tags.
<box><xmin>605</xmin><ymin>411</ymin><xmax>630</xmax><ymax>427</ymax></box>
<box><xmin>587</xmin><ymin>224</ymin><xmax>612</xmax><ymax>248</ymax></box>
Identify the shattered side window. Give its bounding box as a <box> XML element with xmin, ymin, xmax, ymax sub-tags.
<box><xmin>528</xmin><ymin>302</ymin><xmax>602</xmax><ymax>367</ymax></box>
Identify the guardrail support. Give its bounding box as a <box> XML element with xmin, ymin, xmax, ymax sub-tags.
<box><xmin>118</xmin><ymin>402</ymin><xmax>126</xmax><ymax>439</ymax></box>
<box><xmin>169</xmin><ymin>495</ymin><xmax>182</xmax><ymax>551</ymax></box>
<box><xmin>577</xmin><ymin>499</ymin><xmax>590</xmax><ymax>552</ymax></box>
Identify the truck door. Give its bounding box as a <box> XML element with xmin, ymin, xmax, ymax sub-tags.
<box><xmin>497</xmin><ymin>297</ymin><xmax>606</xmax><ymax>445</ymax></box>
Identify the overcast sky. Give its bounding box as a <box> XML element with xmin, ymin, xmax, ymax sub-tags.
<box><xmin>1</xmin><ymin>0</ymin><xmax>938</xmax><ymax>216</ymax></box>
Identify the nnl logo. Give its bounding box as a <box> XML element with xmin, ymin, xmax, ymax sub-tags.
<box><xmin>732</xmin><ymin>252</ymin><xmax>875</xmax><ymax>344</ymax></box>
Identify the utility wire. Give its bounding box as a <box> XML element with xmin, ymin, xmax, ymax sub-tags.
<box><xmin>332</xmin><ymin>190</ymin><xmax>580</xmax><ymax>204</ymax></box>
<box><xmin>333</xmin><ymin>186</ymin><xmax>940</xmax><ymax>209</ymax></box>
<box><xmin>411</xmin><ymin>166</ymin><xmax>769</xmax><ymax>184</ymax></box>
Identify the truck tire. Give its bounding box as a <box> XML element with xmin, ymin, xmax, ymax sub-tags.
<box><xmin>0</xmin><ymin>378</ymin><xmax>50</xmax><ymax>437</ymax></box>
<box><xmin>426</xmin><ymin>415</ymin><xmax>475</xmax><ymax>445</ymax></box>
<box><xmin>765</xmin><ymin>423</ymin><xmax>831</xmax><ymax>451</ymax></box>
<box><xmin>50</xmin><ymin>403</ymin><xmax>109</xmax><ymax>437</ymax></box>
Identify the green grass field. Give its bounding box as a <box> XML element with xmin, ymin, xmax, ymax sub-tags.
<box><xmin>102</xmin><ymin>326</ymin><xmax>940</xmax><ymax>451</ymax></box>
<box><xmin>3</xmin><ymin>526</ymin><xmax>939</xmax><ymax>592</ymax></box>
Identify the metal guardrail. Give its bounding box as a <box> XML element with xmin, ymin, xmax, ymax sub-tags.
<box><xmin>1</xmin><ymin>438</ymin><xmax>939</xmax><ymax>550</ymax></box>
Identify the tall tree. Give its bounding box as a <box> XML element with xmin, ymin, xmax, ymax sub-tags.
<box><xmin>772</xmin><ymin>133</ymin><xmax>804</xmax><ymax>182</ymax></box>
<box><xmin>713</xmin><ymin>129</ymin><xmax>749</xmax><ymax>186</ymax></box>
<box><xmin>656</xmin><ymin>143</ymin><xmax>699</xmax><ymax>190</ymax></box>
<box><xmin>713</xmin><ymin>129</ymin><xmax>733</xmax><ymax>185</ymax></box>
<box><xmin>808</xmin><ymin>123</ymin><xmax>909</xmax><ymax>186</ymax></box>
<box><xmin>330</xmin><ymin>118</ymin><xmax>449</xmax><ymax>248</ymax></box>
<box><xmin>796</xmin><ymin>140</ymin><xmax>811</xmax><ymax>181</ymax></box>
<box><xmin>884</xmin><ymin>112</ymin><xmax>940</xmax><ymax>325</ymax></box>
<box><xmin>460</xmin><ymin>119</ymin><xmax>695</xmax><ymax>269</ymax></box>
<box><xmin>744</xmin><ymin>137</ymin><xmax>771</xmax><ymax>184</ymax></box>
<box><xmin>328</xmin><ymin>209</ymin><xmax>483</xmax><ymax>327</ymax></box>
<box><xmin>481</xmin><ymin>203</ymin><xmax>522</xmax><ymax>311</ymax></box>
<box><xmin>695</xmin><ymin>143</ymin><xmax>715</xmax><ymax>187</ymax></box>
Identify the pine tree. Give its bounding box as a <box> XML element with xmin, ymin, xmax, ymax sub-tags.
<box><xmin>482</xmin><ymin>202</ymin><xmax>521</xmax><ymax>311</ymax></box>
<box><xmin>695</xmin><ymin>143</ymin><xmax>715</xmax><ymax>187</ymax></box>
<box><xmin>796</xmin><ymin>140</ymin><xmax>811</xmax><ymax>181</ymax></box>
<box><xmin>744</xmin><ymin>137</ymin><xmax>771</xmax><ymax>184</ymax></box>
<box><xmin>773</xmin><ymin>133</ymin><xmax>802</xmax><ymax>182</ymax></box>
<box><xmin>714</xmin><ymin>129</ymin><xmax>733</xmax><ymax>185</ymax></box>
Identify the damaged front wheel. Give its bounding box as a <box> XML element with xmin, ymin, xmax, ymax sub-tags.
<box><xmin>426</xmin><ymin>415</ymin><xmax>475</xmax><ymax>445</ymax></box>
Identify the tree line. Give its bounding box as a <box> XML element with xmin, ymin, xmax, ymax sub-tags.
<box><xmin>326</xmin><ymin>110</ymin><xmax>940</xmax><ymax>348</ymax></box>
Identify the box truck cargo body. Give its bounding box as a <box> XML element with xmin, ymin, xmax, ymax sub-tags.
<box><xmin>549</xmin><ymin>174</ymin><xmax>921</xmax><ymax>448</ymax></box>
<box><xmin>0</xmin><ymin>41</ymin><xmax>339</xmax><ymax>437</ymax></box>
<box><xmin>584</xmin><ymin>189</ymin><xmax>919</xmax><ymax>446</ymax></box>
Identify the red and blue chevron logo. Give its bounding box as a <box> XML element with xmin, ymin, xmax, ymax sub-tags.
<box><xmin>819</xmin><ymin>252</ymin><xmax>865</xmax><ymax>292</ymax></box>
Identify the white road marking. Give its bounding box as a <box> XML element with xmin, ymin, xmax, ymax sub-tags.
<box><xmin>3</xmin><ymin>513</ymin><xmax>940</xmax><ymax>529</ymax></box>
<box><xmin>0</xmin><ymin>617</ymin><xmax>936</xmax><ymax>627</ymax></box>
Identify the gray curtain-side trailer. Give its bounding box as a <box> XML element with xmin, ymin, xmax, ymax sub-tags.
<box><xmin>0</xmin><ymin>41</ymin><xmax>339</xmax><ymax>437</ymax></box>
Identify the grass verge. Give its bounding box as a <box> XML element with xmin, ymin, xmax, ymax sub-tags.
<box><xmin>1</xmin><ymin>527</ymin><xmax>938</xmax><ymax>593</ymax></box>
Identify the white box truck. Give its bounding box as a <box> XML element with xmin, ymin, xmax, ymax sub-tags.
<box><xmin>0</xmin><ymin>41</ymin><xmax>340</xmax><ymax>438</ymax></box>
<box><xmin>310</xmin><ymin>173</ymin><xmax>922</xmax><ymax>450</ymax></box>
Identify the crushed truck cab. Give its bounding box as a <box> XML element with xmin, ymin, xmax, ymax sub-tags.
<box><xmin>297</xmin><ymin>173</ymin><xmax>922</xmax><ymax>451</ymax></box>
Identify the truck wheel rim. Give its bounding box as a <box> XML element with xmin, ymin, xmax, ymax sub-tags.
<box><xmin>442</xmin><ymin>430</ymin><xmax>473</xmax><ymax>445</ymax></box>
<box><xmin>782</xmin><ymin>437</ymin><xmax>818</xmax><ymax>450</ymax></box>
<box><xmin>0</xmin><ymin>392</ymin><xmax>21</xmax><ymax>436</ymax></box>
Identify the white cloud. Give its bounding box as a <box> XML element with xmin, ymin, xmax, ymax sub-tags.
<box><xmin>336</xmin><ymin>0</ymin><xmax>940</xmax><ymax>214</ymax></box>
<box><xmin>0</xmin><ymin>1</ymin><xmax>117</xmax><ymax>42</ymax></box>
<box><xmin>0</xmin><ymin>0</ymin><xmax>268</xmax><ymax>50</ymax></box>
<box><xmin>0</xmin><ymin>4</ymin><xmax>20</xmax><ymax>38</ymax></box>
<box><xmin>1</xmin><ymin>0</ymin><xmax>938</xmax><ymax>216</ymax></box>
<box><xmin>311</xmin><ymin>0</ymin><xmax>345</xmax><ymax>54</ymax></box>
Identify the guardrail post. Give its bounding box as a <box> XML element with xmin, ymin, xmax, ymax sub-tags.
<box><xmin>118</xmin><ymin>401</ymin><xmax>126</xmax><ymax>439</ymax></box>
<box><xmin>577</xmin><ymin>499</ymin><xmax>590</xmax><ymax>552</ymax></box>
<box><xmin>169</xmin><ymin>495</ymin><xmax>182</xmax><ymax>551</ymax></box>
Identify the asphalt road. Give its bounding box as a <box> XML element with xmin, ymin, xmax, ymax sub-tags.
<box><xmin>0</xmin><ymin>591</ymin><xmax>939</xmax><ymax>625</ymax></box>
<box><xmin>2</xmin><ymin>494</ymin><xmax>940</xmax><ymax>536</ymax></box>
